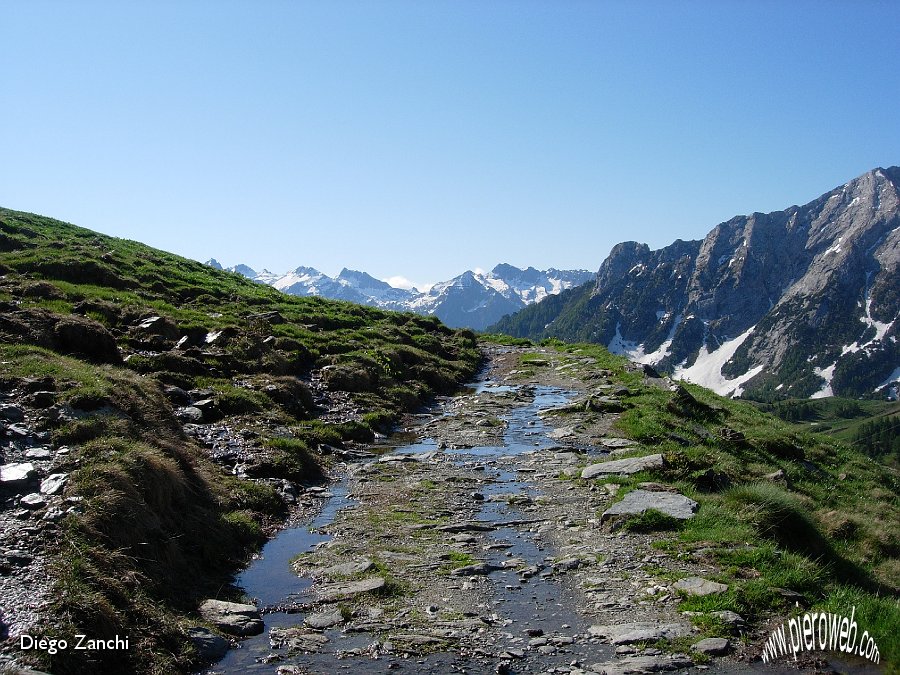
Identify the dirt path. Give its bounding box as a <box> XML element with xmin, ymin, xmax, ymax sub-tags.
<box><xmin>208</xmin><ymin>345</ymin><xmax>785</xmax><ymax>675</ymax></box>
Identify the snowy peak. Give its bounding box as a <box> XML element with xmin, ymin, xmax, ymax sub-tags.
<box><xmin>205</xmin><ymin>261</ymin><xmax>594</xmax><ymax>330</ymax></box>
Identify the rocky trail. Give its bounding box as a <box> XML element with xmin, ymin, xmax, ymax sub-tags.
<box><xmin>200</xmin><ymin>345</ymin><xmax>799</xmax><ymax>675</ymax></box>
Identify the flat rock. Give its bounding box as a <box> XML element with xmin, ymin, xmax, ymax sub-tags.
<box><xmin>20</xmin><ymin>493</ymin><xmax>46</xmax><ymax>509</ymax></box>
<box><xmin>269</xmin><ymin>627</ymin><xmax>329</xmax><ymax>652</ymax></box>
<box><xmin>673</xmin><ymin>577</ymin><xmax>728</xmax><ymax>596</ymax></box>
<box><xmin>601</xmin><ymin>438</ymin><xmax>638</xmax><ymax>449</ymax></box>
<box><xmin>438</xmin><ymin>522</ymin><xmax>495</xmax><ymax>533</ymax></box>
<box><xmin>187</xmin><ymin>627</ymin><xmax>229</xmax><ymax>662</ymax></box>
<box><xmin>321</xmin><ymin>558</ymin><xmax>374</xmax><ymax>579</ymax></box>
<box><xmin>581</xmin><ymin>454</ymin><xmax>664</xmax><ymax>479</ymax></box>
<box><xmin>304</xmin><ymin>608</ymin><xmax>344</xmax><ymax>629</ymax></box>
<box><xmin>199</xmin><ymin>599</ymin><xmax>264</xmax><ymax>637</ymax></box>
<box><xmin>318</xmin><ymin>576</ymin><xmax>385</xmax><ymax>601</ymax></box>
<box><xmin>588</xmin><ymin>622</ymin><xmax>693</xmax><ymax>644</ymax></box>
<box><xmin>40</xmin><ymin>473</ymin><xmax>68</xmax><ymax>496</ymax></box>
<box><xmin>547</xmin><ymin>426</ymin><xmax>576</xmax><ymax>439</ymax></box>
<box><xmin>601</xmin><ymin>489</ymin><xmax>698</xmax><ymax>522</ymax></box>
<box><xmin>24</xmin><ymin>448</ymin><xmax>52</xmax><ymax>460</ymax></box>
<box><xmin>692</xmin><ymin>637</ymin><xmax>730</xmax><ymax>655</ymax></box>
<box><xmin>587</xmin><ymin>654</ymin><xmax>694</xmax><ymax>674</ymax></box>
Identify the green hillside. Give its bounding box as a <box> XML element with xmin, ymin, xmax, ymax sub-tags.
<box><xmin>0</xmin><ymin>208</ymin><xmax>480</xmax><ymax>674</ymax></box>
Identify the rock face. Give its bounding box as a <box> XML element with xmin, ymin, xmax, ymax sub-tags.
<box><xmin>600</xmin><ymin>489</ymin><xmax>698</xmax><ymax>522</ymax></box>
<box><xmin>581</xmin><ymin>454</ymin><xmax>664</xmax><ymax>479</ymax></box>
<box><xmin>198</xmin><ymin>599</ymin><xmax>264</xmax><ymax>636</ymax></box>
<box><xmin>210</xmin><ymin>262</ymin><xmax>595</xmax><ymax>331</ymax></box>
<box><xmin>492</xmin><ymin>166</ymin><xmax>900</xmax><ymax>399</ymax></box>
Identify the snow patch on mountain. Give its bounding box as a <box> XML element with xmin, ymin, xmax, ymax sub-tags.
<box><xmin>673</xmin><ymin>326</ymin><xmax>763</xmax><ymax>397</ymax></box>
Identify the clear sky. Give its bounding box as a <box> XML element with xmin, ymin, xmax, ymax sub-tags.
<box><xmin>3</xmin><ymin>1</ymin><xmax>899</xmax><ymax>289</ymax></box>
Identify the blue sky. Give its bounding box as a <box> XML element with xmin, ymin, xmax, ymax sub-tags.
<box><xmin>3</xmin><ymin>1</ymin><xmax>899</xmax><ymax>288</ymax></box>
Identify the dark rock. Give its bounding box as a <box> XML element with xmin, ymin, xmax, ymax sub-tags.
<box><xmin>26</xmin><ymin>391</ymin><xmax>56</xmax><ymax>409</ymax></box>
<box><xmin>188</xmin><ymin>627</ymin><xmax>229</xmax><ymax>662</ymax></box>
<box><xmin>163</xmin><ymin>386</ymin><xmax>192</xmax><ymax>406</ymax></box>
<box><xmin>0</xmin><ymin>405</ymin><xmax>25</xmax><ymax>422</ymax></box>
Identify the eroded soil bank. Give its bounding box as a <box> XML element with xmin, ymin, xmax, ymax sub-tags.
<box><xmin>204</xmin><ymin>346</ymin><xmax>871</xmax><ymax>675</ymax></box>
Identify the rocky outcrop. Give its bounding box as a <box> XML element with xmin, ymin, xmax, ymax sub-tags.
<box><xmin>492</xmin><ymin>167</ymin><xmax>900</xmax><ymax>399</ymax></box>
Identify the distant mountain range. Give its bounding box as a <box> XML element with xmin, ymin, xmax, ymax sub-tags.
<box><xmin>491</xmin><ymin>167</ymin><xmax>900</xmax><ymax>400</ymax></box>
<box><xmin>204</xmin><ymin>260</ymin><xmax>594</xmax><ymax>331</ymax></box>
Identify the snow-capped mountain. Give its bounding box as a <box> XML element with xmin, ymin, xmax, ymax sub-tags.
<box><xmin>204</xmin><ymin>260</ymin><xmax>594</xmax><ymax>331</ymax></box>
<box><xmin>492</xmin><ymin>167</ymin><xmax>900</xmax><ymax>400</ymax></box>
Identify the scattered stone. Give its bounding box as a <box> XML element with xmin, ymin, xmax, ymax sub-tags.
<box><xmin>601</xmin><ymin>489</ymin><xmax>698</xmax><ymax>523</ymax></box>
<box><xmin>188</xmin><ymin>627</ymin><xmax>229</xmax><ymax>662</ymax></box>
<box><xmin>40</xmin><ymin>473</ymin><xmax>68</xmax><ymax>496</ymax></box>
<box><xmin>588</xmin><ymin>622</ymin><xmax>693</xmax><ymax>644</ymax></box>
<box><xmin>672</xmin><ymin>577</ymin><xmax>728</xmax><ymax>596</ymax></box>
<box><xmin>581</xmin><ymin>454</ymin><xmax>664</xmax><ymax>479</ymax></box>
<box><xmin>198</xmin><ymin>599</ymin><xmax>264</xmax><ymax>636</ymax></box>
<box><xmin>692</xmin><ymin>637</ymin><xmax>730</xmax><ymax>655</ymax></box>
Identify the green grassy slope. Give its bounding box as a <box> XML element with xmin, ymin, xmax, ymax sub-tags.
<box><xmin>0</xmin><ymin>208</ymin><xmax>481</xmax><ymax>674</ymax></box>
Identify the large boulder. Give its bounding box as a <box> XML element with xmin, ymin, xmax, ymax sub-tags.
<box><xmin>198</xmin><ymin>599</ymin><xmax>263</xmax><ymax>636</ymax></box>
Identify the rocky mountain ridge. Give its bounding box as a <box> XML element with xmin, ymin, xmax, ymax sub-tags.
<box><xmin>205</xmin><ymin>260</ymin><xmax>594</xmax><ymax>331</ymax></box>
<box><xmin>492</xmin><ymin>167</ymin><xmax>900</xmax><ymax>400</ymax></box>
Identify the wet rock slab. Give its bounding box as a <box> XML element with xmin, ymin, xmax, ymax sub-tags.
<box><xmin>600</xmin><ymin>489</ymin><xmax>698</xmax><ymax>522</ymax></box>
<box><xmin>581</xmin><ymin>454</ymin><xmax>664</xmax><ymax>479</ymax></box>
